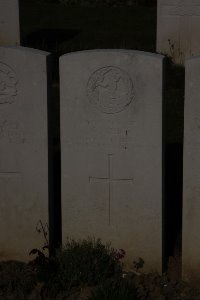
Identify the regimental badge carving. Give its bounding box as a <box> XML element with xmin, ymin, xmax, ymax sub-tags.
<box><xmin>0</xmin><ymin>63</ymin><xmax>18</xmax><ymax>104</ymax></box>
<box><xmin>0</xmin><ymin>120</ymin><xmax>24</xmax><ymax>143</ymax></box>
<box><xmin>87</xmin><ymin>66</ymin><xmax>133</xmax><ymax>114</ymax></box>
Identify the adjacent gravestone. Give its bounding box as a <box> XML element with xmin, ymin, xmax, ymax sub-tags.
<box><xmin>0</xmin><ymin>0</ymin><xmax>20</xmax><ymax>46</ymax></box>
<box><xmin>0</xmin><ymin>46</ymin><xmax>50</xmax><ymax>261</ymax></box>
<box><xmin>60</xmin><ymin>50</ymin><xmax>164</xmax><ymax>272</ymax></box>
<box><xmin>157</xmin><ymin>0</ymin><xmax>200</xmax><ymax>65</ymax></box>
<box><xmin>183</xmin><ymin>56</ymin><xmax>200</xmax><ymax>283</ymax></box>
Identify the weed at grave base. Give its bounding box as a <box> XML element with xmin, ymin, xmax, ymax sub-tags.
<box><xmin>0</xmin><ymin>260</ymin><xmax>37</xmax><ymax>300</ymax></box>
<box><xmin>88</xmin><ymin>277</ymin><xmax>139</xmax><ymax>300</ymax></box>
<box><xmin>28</xmin><ymin>237</ymin><xmax>123</xmax><ymax>299</ymax></box>
<box><xmin>47</xmin><ymin>238</ymin><xmax>123</xmax><ymax>288</ymax></box>
<box><xmin>1</xmin><ymin>242</ymin><xmax>200</xmax><ymax>299</ymax></box>
<box><xmin>0</xmin><ymin>222</ymin><xmax>198</xmax><ymax>300</ymax></box>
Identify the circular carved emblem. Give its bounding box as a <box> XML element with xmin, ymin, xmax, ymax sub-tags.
<box><xmin>87</xmin><ymin>66</ymin><xmax>133</xmax><ymax>114</ymax></box>
<box><xmin>0</xmin><ymin>63</ymin><xmax>18</xmax><ymax>104</ymax></box>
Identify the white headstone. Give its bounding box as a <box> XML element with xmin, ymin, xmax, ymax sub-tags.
<box><xmin>0</xmin><ymin>0</ymin><xmax>20</xmax><ymax>46</ymax></box>
<box><xmin>157</xmin><ymin>0</ymin><xmax>200</xmax><ymax>65</ymax></box>
<box><xmin>0</xmin><ymin>46</ymin><xmax>50</xmax><ymax>261</ymax></box>
<box><xmin>60</xmin><ymin>50</ymin><xmax>164</xmax><ymax>272</ymax></box>
<box><xmin>183</xmin><ymin>56</ymin><xmax>200</xmax><ymax>283</ymax></box>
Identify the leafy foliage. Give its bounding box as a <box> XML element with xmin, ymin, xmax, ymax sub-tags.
<box><xmin>133</xmin><ymin>257</ymin><xmax>145</xmax><ymax>272</ymax></box>
<box><xmin>88</xmin><ymin>277</ymin><xmax>139</xmax><ymax>300</ymax></box>
<box><xmin>0</xmin><ymin>261</ymin><xmax>37</xmax><ymax>299</ymax></box>
<box><xmin>50</xmin><ymin>238</ymin><xmax>123</xmax><ymax>289</ymax></box>
<box><xmin>27</xmin><ymin>237</ymin><xmax>123</xmax><ymax>298</ymax></box>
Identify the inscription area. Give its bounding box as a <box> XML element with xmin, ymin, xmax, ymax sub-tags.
<box><xmin>162</xmin><ymin>4</ymin><xmax>200</xmax><ymax>16</ymax></box>
<box><xmin>89</xmin><ymin>154</ymin><xmax>133</xmax><ymax>225</ymax></box>
<box><xmin>87</xmin><ymin>66</ymin><xmax>133</xmax><ymax>114</ymax></box>
<box><xmin>0</xmin><ymin>172</ymin><xmax>20</xmax><ymax>178</ymax></box>
<box><xmin>0</xmin><ymin>62</ymin><xmax>18</xmax><ymax>104</ymax></box>
<box><xmin>0</xmin><ymin>120</ymin><xmax>24</xmax><ymax>143</ymax></box>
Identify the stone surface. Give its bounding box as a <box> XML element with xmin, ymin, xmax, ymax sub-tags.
<box><xmin>0</xmin><ymin>0</ymin><xmax>20</xmax><ymax>46</ymax></box>
<box><xmin>157</xmin><ymin>0</ymin><xmax>200</xmax><ymax>65</ymax></box>
<box><xmin>60</xmin><ymin>50</ymin><xmax>164</xmax><ymax>272</ymax></box>
<box><xmin>183</xmin><ymin>56</ymin><xmax>200</xmax><ymax>283</ymax></box>
<box><xmin>0</xmin><ymin>46</ymin><xmax>50</xmax><ymax>261</ymax></box>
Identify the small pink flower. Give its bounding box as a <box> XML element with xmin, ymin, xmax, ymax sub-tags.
<box><xmin>113</xmin><ymin>248</ymin><xmax>126</xmax><ymax>260</ymax></box>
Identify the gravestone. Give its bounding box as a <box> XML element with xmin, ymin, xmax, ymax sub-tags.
<box><xmin>0</xmin><ymin>0</ymin><xmax>20</xmax><ymax>46</ymax></box>
<box><xmin>157</xmin><ymin>0</ymin><xmax>200</xmax><ymax>65</ymax></box>
<box><xmin>183</xmin><ymin>56</ymin><xmax>200</xmax><ymax>283</ymax></box>
<box><xmin>60</xmin><ymin>50</ymin><xmax>164</xmax><ymax>272</ymax></box>
<box><xmin>0</xmin><ymin>46</ymin><xmax>50</xmax><ymax>261</ymax></box>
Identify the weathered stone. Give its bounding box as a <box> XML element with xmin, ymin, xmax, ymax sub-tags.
<box><xmin>60</xmin><ymin>50</ymin><xmax>164</xmax><ymax>272</ymax></box>
<box><xmin>183</xmin><ymin>56</ymin><xmax>200</xmax><ymax>284</ymax></box>
<box><xmin>0</xmin><ymin>0</ymin><xmax>20</xmax><ymax>46</ymax></box>
<box><xmin>157</xmin><ymin>0</ymin><xmax>200</xmax><ymax>65</ymax></box>
<box><xmin>0</xmin><ymin>46</ymin><xmax>50</xmax><ymax>261</ymax></box>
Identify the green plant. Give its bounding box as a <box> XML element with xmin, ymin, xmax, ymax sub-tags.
<box><xmin>0</xmin><ymin>261</ymin><xmax>37</xmax><ymax>299</ymax></box>
<box><xmin>29</xmin><ymin>220</ymin><xmax>49</xmax><ymax>267</ymax></box>
<box><xmin>27</xmin><ymin>220</ymin><xmax>52</xmax><ymax>291</ymax></box>
<box><xmin>133</xmin><ymin>257</ymin><xmax>145</xmax><ymax>272</ymax></box>
<box><xmin>88</xmin><ymin>277</ymin><xmax>139</xmax><ymax>300</ymax></box>
<box><xmin>56</xmin><ymin>238</ymin><xmax>122</xmax><ymax>286</ymax></box>
<box><xmin>34</xmin><ymin>238</ymin><xmax>123</xmax><ymax>299</ymax></box>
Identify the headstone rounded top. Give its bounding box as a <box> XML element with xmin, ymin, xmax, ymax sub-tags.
<box><xmin>0</xmin><ymin>62</ymin><xmax>18</xmax><ymax>104</ymax></box>
<box><xmin>87</xmin><ymin>66</ymin><xmax>133</xmax><ymax>114</ymax></box>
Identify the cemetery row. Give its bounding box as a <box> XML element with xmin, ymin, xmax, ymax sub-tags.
<box><xmin>2</xmin><ymin>0</ymin><xmax>200</xmax><ymax>285</ymax></box>
<box><xmin>0</xmin><ymin>45</ymin><xmax>199</xmax><ymax>283</ymax></box>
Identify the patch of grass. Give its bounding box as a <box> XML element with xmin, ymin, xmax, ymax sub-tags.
<box><xmin>0</xmin><ymin>260</ymin><xmax>37</xmax><ymax>300</ymax></box>
<box><xmin>1</xmin><ymin>249</ymin><xmax>200</xmax><ymax>299</ymax></box>
<box><xmin>51</xmin><ymin>238</ymin><xmax>122</xmax><ymax>287</ymax></box>
<box><xmin>88</xmin><ymin>277</ymin><xmax>139</xmax><ymax>300</ymax></box>
<box><xmin>28</xmin><ymin>238</ymin><xmax>123</xmax><ymax>299</ymax></box>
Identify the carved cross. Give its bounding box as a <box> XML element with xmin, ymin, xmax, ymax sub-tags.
<box><xmin>89</xmin><ymin>154</ymin><xmax>133</xmax><ymax>225</ymax></box>
<box><xmin>162</xmin><ymin>3</ymin><xmax>200</xmax><ymax>17</ymax></box>
<box><xmin>0</xmin><ymin>171</ymin><xmax>20</xmax><ymax>178</ymax></box>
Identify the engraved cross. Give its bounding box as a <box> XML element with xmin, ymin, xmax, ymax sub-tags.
<box><xmin>162</xmin><ymin>3</ymin><xmax>200</xmax><ymax>17</ymax></box>
<box><xmin>89</xmin><ymin>154</ymin><xmax>133</xmax><ymax>225</ymax></box>
<box><xmin>0</xmin><ymin>171</ymin><xmax>20</xmax><ymax>178</ymax></box>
